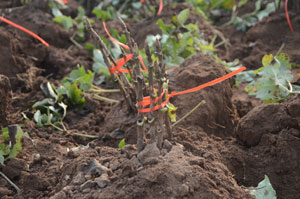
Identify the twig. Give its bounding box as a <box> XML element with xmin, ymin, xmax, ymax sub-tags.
<box><xmin>275</xmin><ymin>43</ymin><xmax>285</xmax><ymax>57</ymax></box>
<box><xmin>0</xmin><ymin>171</ymin><xmax>21</xmax><ymax>193</ymax></box>
<box><xmin>69</xmin><ymin>33</ymin><xmax>83</xmax><ymax>49</ymax></box>
<box><xmin>91</xmin><ymin>85</ymin><xmax>120</xmax><ymax>93</ymax></box>
<box><xmin>172</xmin><ymin>100</ymin><xmax>206</xmax><ymax>127</ymax></box>
<box><xmin>91</xmin><ymin>94</ymin><xmax>120</xmax><ymax>103</ymax></box>
<box><xmin>73</xmin><ymin>133</ymin><xmax>99</xmax><ymax>139</ymax></box>
<box><xmin>117</xmin><ymin>0</ymin><xmax>130</xmax><ymax>14</ymax></box>
<box><xmin>49</xmin><ymin>123</ymin><xmax>64</xmax><ymax>132</ymax></box>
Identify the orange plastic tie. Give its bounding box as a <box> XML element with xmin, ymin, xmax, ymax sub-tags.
<box><xmin>103</xmin><ymin>21</ymin><xmax>130</xmax><ymax>50</ymax></box>
<box><xmin>138</xmin><ymin>55</ymin><xmax>148</xmax><ymax>72</ymax></box>
<box><xmin>137</xmin><ymin>90</ymin><xmax>165</xmax><ymax>107</ymax></box>
<box><xmin>103</xmin><ymin>22</ymin><xmax>148</xmax><ymax>73</ymax></box>
<box><xmin>140</xmin><ymin>0</ymin><xmax>163</xmax><ymax>16</ymax></box>
<box><xmin>109</xmin><ymin>54</ymin><xmax>133</xmax><ymax>74</ymax></box>
<box><xmin>0</xmin><ymin>17</ymin><xmax>49</xmax><ymax>47</ymax></box>
<box><xmin>137</xmin><ymin>66</ymin><xmax>247</xmax><ymax>113</ymax></box>
<box><xmin>285</xmin><ymin>0</ymin><xmax>294</xmax><ymax>33</ymax></box>
<box><xmin>157</xmin><ymin>0</ymin><xmax>163</xmax><ymax>16</ymax></box>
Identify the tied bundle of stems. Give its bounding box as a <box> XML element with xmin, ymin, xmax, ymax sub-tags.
<box><xmin>85</xmin><ymin>18</ymin><xmax>172</xmax><ymax>152</ymax></box>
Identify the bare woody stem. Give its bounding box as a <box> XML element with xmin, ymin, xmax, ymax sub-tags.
<box><xmin>155</xmin><ymin>40</ymin><xmax>164</xmax><ymax>149</ymax></box>
<box><xmin>134</xmin><ymin>43</ymin><xmax>145</xmax><ymax>152</ymax></box>
<box><xmin>156</xmin><ymin>39</ymin><xmax>172</xmax><ymax>142</ymax></box>
<box><xmin>145</xmin><ymin>42</ymin><xmax>156</xmax><ymax>144</ymax></box>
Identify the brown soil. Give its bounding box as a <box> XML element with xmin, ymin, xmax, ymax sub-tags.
<box><xmin>221</xmin><ymin>9</ymin><xmax>300</xmax><ymax>69</ymax></box>
<box><xmin>0</xmin><ymin>1</ymin><xmax>300</xmax><ymax>199</ymax></box>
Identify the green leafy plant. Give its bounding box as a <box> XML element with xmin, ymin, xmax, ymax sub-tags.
<box><xmin>32</xmin><ymin>82</ymin><xmax>68</xmax><ymax>131</ymax></box>
<box><xmin>185</xmin><ymin>0</ymin><xmax>248</xmax><ymax>19</ymax></box>
<box><xmin>223</xmin><ymin>0</ymin><xmax>278</xmax><ymax>31</ymax></box>
<box><xmin>32</xmin><ymin>65</ymin><xmax>119</xmax><ymax>131</ymax></box>
<box><xmin>143</xmin><ymin>8</ymin><xmax>216</xmax><ymax>66</ymax></box>
<box><xmin>0</xmin><ymin>125</ymin><xmax>24</xmax><ymax>165</ymax></box>
<box><xmin>92</xmin><ymin>5</ymin><xmax>116</xmax><ymax>21</ymax></box>
<box><xmin>51</xmin><ymin>1</ymin><xmax>94</xmax><ymax>42</ymax></box>
<box><xmin>246</xmin><ymin>54</ymin><xmax>300</xmax><ymax>103</ymax></box>
<box><xmin>32</xmin><ymin>66</ymin><xmax>93</xmax><ymax>130</ymax></box>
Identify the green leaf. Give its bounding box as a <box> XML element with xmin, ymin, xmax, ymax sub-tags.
<box><xmin>34</xmin><ymin>110</ymin><xmax>43</xmax><ymax>127</ymax></box>
<box><xmin>118</xmin><ymin>138</ymin><xmax>125</xmax><ymax>149</ymax></box>
<box><xmin>157</xmin><ymin>19</ymin><xmax>174</xmax><ymax>34</ymax></box>
<box><xmin>7</xmin><ymin>125</ymin><xmax>24</xmax><ymax>160</ymax></box>
<box><xmin>167</xmin><ymin>103</ymin><xmax>178</xmax><ymax>123</ymax></box>
<box><xmin>92</xmin><ymin>6</ymin><xmax>115</xmax><ymax>21</ymax></box>
<box><xmin>256</xmin><ymin>2</ymin><xmax>276</xmax><ymax>21</ymax></box>
<box><xmin>67</xmin><ymin>83</ymin><xmax>85</xmax><ymax>107</ymax></box>
<box><xmin>51</xmin><ymin>6</ymin><xmax>63</xmax><ymax>17</ymax></box>
<box><xmin>246</xmin><ymin>54</ymin><xmax>293</xmax><ymax>102</ymax></box>
<box><xmin>262</xmin><ymin>54</ymin><xmax>273</xmax><ymax>67</ymax></box>
<box><xmin>85</xmin><ymin>43</ymin><xmax>96</xmax><ymax>51</ymax></box>
<box><xmin>40</xmin><ymin>82</ymin><xmax>58</xmax><ymax>102</ymax></box>
<box><xmin>58</xmin><ymin>102</ymin><xmax>67</xmax><ymax>119</ymax></box>
<box><xmin>32</xmin><ymin>98</ymin><xmax>55</xmax><ymax>109</ymax></box>
<box><xmin>249</xmin><ymin>175</ymin><xmax>276</xmax><ymax>199</ymax></box>
<box><xmin>64</xmin><ymin>66</ymin><xmax>94</xmax><ymax>92</ymax></box>
<box><xmin>56</xmin><ymin>85</ymin><xmax>68</xmax><ymax>96</ymax></box>
<box><xmin>53</xmin><ymin>16</ymin><xmax>73</xmax><ymax>30</ymax></box>
<box><xmin>0</xmin><ymin>127</ymin><xmax>9</xmax><ymax>139</ymax></box>
<box><xmin>177</xmin><ymin>9</ymin><xmax>190</xmax><ymax>26</ymax></box>
<box><xmin>0</xmin><ymin>154</ymin><xmax>4</xmax><ymax>165</ymax></box>
<box><xmin>0</xmin><ymin>125</ymin><xmax>24</xmax><ymax>165</ymax></box>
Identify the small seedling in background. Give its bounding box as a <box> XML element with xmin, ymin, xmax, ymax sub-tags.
<box><xmin>51</xmin><ymin>1</ymin><xmax>94</xmax><ymax>46</ymax></box>
<box><xmin>222</xmin><ymin>0</ymin><xmax>279</xmax><ymax>31</ymax></box>
<box><xmin>246</xmin><ymin>53</ymin><xmax>300</xmax><ymax>103</ymax></box>
<box><xmin>32</xmin><ymin>65</ymin><xmax>119</xmax><ymax>131</ymax></box>
<box><xmin>32</xmin><ymin>82</ymin><xmax>68</xmax><ymax>131</ymax></box>
<box><xmin>92</xmin><ymin>5</ymin><xmax>116</xmax><ymax>21</ymax></box>
<box><xmin>118</xmin><ymin>138</ymin><xmax>125</xmax><ymax>149</ymax></box>
<box><xmin>143</xmin><ymin>8</ymin><xmax>218</xmax><ymax>67</ymax></box>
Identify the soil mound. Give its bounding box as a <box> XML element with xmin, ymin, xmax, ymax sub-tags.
<box><xmin>48</xmin><ymin>144</ymin><xmax>253</xmax><ymax>199</ymax></box>
<box><xmin>231</xmin><ymin>97</ymin><xmax>300</xmax><ymax>199</ymax></box>
<box><xmin>169</xmin><ymin>53</ymin><xmax>236</xmax><ymax>137</ymax></box>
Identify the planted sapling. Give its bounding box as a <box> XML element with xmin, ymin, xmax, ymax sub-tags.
<box><xmin>86</xmin><ymin>18</ymin><xmax>245</xmax><ymax>152</ymax></box>
<box><xmin>86</xmin><ymin>18</ymin><xmax>175</xmax><ymax>151</ymax></box>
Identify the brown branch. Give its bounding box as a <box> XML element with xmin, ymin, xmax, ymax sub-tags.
<box><xmin>156</xmin><ymin>39</ymin><xmax>172</xmax><ymax>142</ymax></box>
<box><xmin>134</xmin><ymin>43</ymin><xmax>145</xmax><ymax>152</ymax></box>
<box><xmin>145</xmin><ymin>42</ymin><xmax>157</xmax><ymax>143</ymax></box>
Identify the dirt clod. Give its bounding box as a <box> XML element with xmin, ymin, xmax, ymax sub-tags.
<box><xmin>236</xmin><ymin>103</ymin><xmax>299</xmax><ymax>146</ymax></box>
